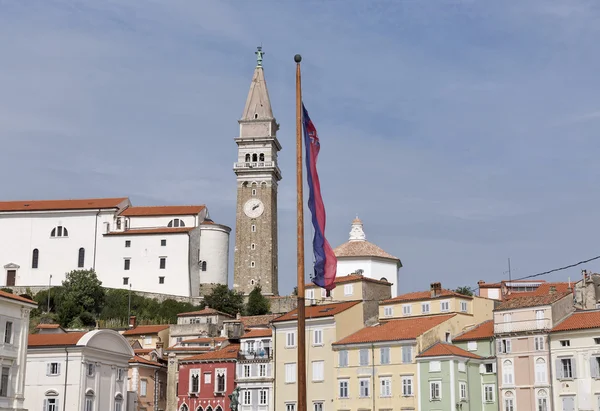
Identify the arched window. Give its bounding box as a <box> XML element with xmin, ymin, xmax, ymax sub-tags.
<box><xmin>259</xmin><ymin>153</ymin><xmax>265</xmax><ymax>161</ymax></box>
<box><xmin>216</xmin><ymin>373</ymin><xmax>225</xmax><ymax>392</ymax></box>
<box><xmin>201</xmin><ymin>261</ymin><xmax>207</xmax><ymax>272</ymax></box>
<box><xmin>535</xmin><ymin>358</ymin><xmax>547</xmax><ymax>384</ymax></box>
<box><xmin>252</xmin><ymin>153</ymin><xmax>258</xmax><ymax>162</ymax></box>
<box><xmin>44</xmin><ymin>390</ymin><xmax>59</xmax><ymax>411</ymax></box>
<box><xmin>114</xmin><ymin>394</ymin><xmax>123</xmax><ymax>411</ymax></box>
<box><xmin>206</xmin><ymin>406</ymin><xmax>213</xmax><ymax>411</ymax></box>
<box><xmin>196</xmin><ymin>407</ymin><xmax>204</xmax><ymax>411</ymax></box>
<box><xmin>245</xmin><ymin>154</ymin><xmax>251</xmax><ymax>162</ymax></box>
<box><xmin>167</xmin><ymin>219</ymin><xmax>185</xmax><ymax>228</ymax></box>
<box><xmin>537</xmin><ymin>389</ymin><xmax>548</xmax><ymax>411</ymax></box>
<box><xmin>32</xmin><ymin>249</ymin><xmax>39</xmax><ymax>269</ymax></box>
<box><xmin>50</xmin><ymin>226</ymin><xmax>68</xmax><ymax>237</ymax></box>
<box><xmin>503</xmin><ymin>360</ymin><xmax>514</xmax><ymax>385</ymax></box>
<box><xmin>180</xmin><ymin>405</ymin><xmax>189</xmax><ymax>411</ymax></box>
<box><xmin>215</xmin><ymin>407</ymin><xmax>223</xmax><ymax>411</ymax></box>
<box><xmin>85</xmin><ymin>389</ymin><xmax>95</xmax><ymax>411</ymax></box>
<box><xmin>78</xmin><ymin>248</ymin><xmax>85</xmax><ymax>268</ymax></box>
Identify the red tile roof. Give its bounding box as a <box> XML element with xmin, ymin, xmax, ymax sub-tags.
<box><xmin>129</xmin><ymin>355</ymin><xmax>163</xmax><ymax>367</ymax></box>
<box><xmin>242</xmin><ymin>328</ymin><xmax>272</xmax><ymax>338</ymax></box>
<box><xmin>179</xmin><ymin>337</ymin><xmax>227</xmax><ymax>345</ymax></box>
<box><xmin>122</xmin><ymin>325</ymin><xmax>169</xmax><ymax>336</ymax></box>
<box><xmin>121</xmin><ymin>205</ymin><xmax>205</xmax><ymax>217</ymax></box>
<box><xmin>134</xmin><ymin>348</ymin><xmax>154</xmax><ymax>355</ymax></box>
<box><xmin>35</xmin><ymin>324</ymin><xmax>61</xmax><ymax>330</ymax></box>
<box><xmin>417</xmin><ymin>342</ymin><xmax>482</xmax><ymax>359</ymax></box>
<box><xmin>381</xmin><ymin>289</ymin><xmax>471</xmax><ymax>305</ymax></box>
<box><xmin>552</xmin><ymin>310</ymin><xmax>600</xmax><ymax>332</ymax></box>
<box><xmin>0</xmin><ymin>197</ymin><xmax>129</xmax><ymax>212</ymax></box>
<box><xmin>495</xmin><ymin>292</ymin><xmax>572</xmax><ymax>311</ymax></box>
<box><xmin>104</xmin><ymin>227</ymin><xmax>194</xmax><ymax>236</ymax></box>
<box><xmin>452</xmin><ymin>320</ymin><xmax>494</xmax><ymax>342</ymax></box>
<box><xmin>305</xmin><ymin>273</ymin><xmax>391</xmax><ymax>288</ymax></box>
<box><xmin>177</xmin><ymin>308</ymin><xmax>234</xmax><ymax>318</ymax></box>
<box><xmin>239</xmin><ymin>314</ymin><xmax>279</xmax><ymax>328</ymax></box>
<box><xmin>0</xmin><ymin>290</ymin><xmax>37</xmax><ymax>305</ymax></box>
<box><xmin>28</xmin><ymin>332</ymin><xmax>87</xmax><ymax>347</ymax></box>
<box><xmin>166</xmin><ymin>346</ymin><xmax>213</xmax><ymax>352</ymax></box>
<box><xmin>273</xmin><ymin>301</ymin><xmax>361</xmax><ymax>323</ymax></box>
<box><xmin>333</xmin><ymin>314</ymin><xmax>456</xmax><ymax>345</ymax></box>
<box><xmin>182</xmin><ymin>344</ymin><xmax>240</xmax><ymax>362</ymax></box>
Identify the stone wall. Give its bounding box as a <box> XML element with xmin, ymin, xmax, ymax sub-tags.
<box><xmin>267</xmin><ymin>295</ymin><xmax>297</xmax><ymax>314</ymax></box>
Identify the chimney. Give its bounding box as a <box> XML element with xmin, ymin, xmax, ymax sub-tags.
<box><xmin>430</xmin><ymin>282</ymin><xmax>442</xmax><ymax>298</ymax></box>
<box><xmin>477</xmin><ymin>280</ymin><xmax>485</xmax><ymax>286</ymax></box>
<box><xmin>129</xmin><ymin>316</ymin><xmax>137</xmax><ymax>329</ymax></box>
<box><xmin>156</xmin><ymin>341</ymin><xmax>164</xmax><ymax>358</ymax></box>
<box><xmin>549</xmin><ymin>286</ymin><xmax>556</xmax><ymax>294</ymax></box>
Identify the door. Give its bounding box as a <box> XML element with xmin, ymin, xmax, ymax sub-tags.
<box><xmin>6</xmin><ymin>270</ymin><xmax>15</xmax><ymax>286</ymax></box>
<box><xmin>562</xmin><ymin>396</ymin><xmax>575</xmax><ymax>411</ymax></box>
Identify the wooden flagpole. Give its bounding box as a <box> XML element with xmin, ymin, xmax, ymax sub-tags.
<box><xmin>294</xmin><ymin>53</ymin><xmax>307</xmax><ymax>411</ymax></box>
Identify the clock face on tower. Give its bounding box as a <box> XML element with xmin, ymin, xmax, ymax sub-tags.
<box><xmin>244</xmin><ymin>198</ymin><xmax>265</xmax><ymax>218</ymax></box>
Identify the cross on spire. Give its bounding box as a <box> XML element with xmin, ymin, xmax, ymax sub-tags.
<box><xmin>255</xmin><ymin>46</ymin><xmax>265</xmax><ymax>67</ymax></box>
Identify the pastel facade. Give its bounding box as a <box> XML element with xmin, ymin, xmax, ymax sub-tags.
<box><xmin>236</xmin><ymin>329</ymin><xmax>273</xmax><ymax>411</ymax></box>
<box><xmin>122</xmin><ymin>317</ymin><xmax>170</xmax><ymax>350</ymax></box>
<box><xmin>0</xmin><ymin>198</ymin><xmax>230</xmax><ymax>297</ymax></box>
<box><xmin>128</xmin><ymin>354</ymin><xmax>167</xmax><ymax>411</ymax></box>
<box><xmin>0</xmin><ymin>291</ymin><xmax>36</xmax><ymax>411</ymax></box>
<box><xmin>24</xmin><ymin>329</ymin><xmax>134</xmax><ymax>411</ymax></box>
<box><xmin>478</xmin><ymin>279</ymin><xmax>546</xmax><ymax>301</ymax></box>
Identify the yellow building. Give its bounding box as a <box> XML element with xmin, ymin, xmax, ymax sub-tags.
<box><xmin>272</xmin><ymin>301</ymin><xmax>365</xmax><ymax>411</ymax></box>
<box><xmin>122</xmin><ymin>316</ymin><xmax>170</xmax><ymax>350</ymax></box>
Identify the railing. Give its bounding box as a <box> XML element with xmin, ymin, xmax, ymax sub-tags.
<box><xmin>233</xmin><ymin>162</ymin><xmax>275</xmax><ymax>169</ymax></box>
<box><xmin>494</xmin><ymin>318</ymin><xmax>551</xmax><ymax>334</ymax></box>
<box><xmin>238</xmin><ymin>349</ymin><xmax>272</xmax><ymax>360</ymax></box>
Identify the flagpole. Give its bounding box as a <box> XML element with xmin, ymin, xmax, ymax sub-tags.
<box><xmin>294</xmin><ymin>53</ymin><xmax>307</xmax><ymax>411</ymax></box>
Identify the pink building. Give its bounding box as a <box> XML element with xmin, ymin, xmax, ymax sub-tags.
<box><xmin>494</xmin><ymin>289</ymin><xmax>574</xmax><ymax>410</ymax></box>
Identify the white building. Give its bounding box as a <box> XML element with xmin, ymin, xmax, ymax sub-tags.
<box><xmin>0</xmin><ymin>197</ymin><xmax>230</xmax><ymax>297</ymax></box>
<box><xmin>0</xmin><ymin>290</ymin><xmax>37</xmax><ymax>411</ymax></box>
<box><xmin>24</xmin><ymin>329</ymin><xmax>134</xmax><ymax>411</ymax></box>
<box><xmin>333</xmin><ymin>217</ymin><xmax>402</xmax><ymax>298</ymax></box>
<box><xmin>236</xmin><ymin>328</ymin><xmax>273</xmax><ymax>411</ymax></box>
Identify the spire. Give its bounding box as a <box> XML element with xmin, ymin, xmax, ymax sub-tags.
<box><xmin>349</xmin><ymin>216</ymin><xmax>366</xmax><ymax>241</ymax></box>
<box><xmin>241</xmin><ymin>47</ymin><xmax>274</xmax><ymax>121</ymax></box>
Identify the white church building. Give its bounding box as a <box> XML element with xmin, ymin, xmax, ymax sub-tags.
<box><xmin>333</xmin><ymin>217</ymin><xmax>402</xmax><ymax>298</ymax></box>
<box><xmin>0</xmin><ymin>197</ymin><xmax>230</xmax><ymax>297</ymax></box>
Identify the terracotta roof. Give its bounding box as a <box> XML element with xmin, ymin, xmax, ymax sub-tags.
<box><xmin>452</xmin><ymin>320</ymin><xmax>494</xmax><ymax>342</ymax></box>
<box><xmin>121</xmin><ymin>205</ymin><xmax>205</xmax><ymax>217</ymax></box>
<box><xmin>240</xmin><ymin>314</ymin><xmax>279</xmax><ymax>328</ymax></box>
<box><xmin>0</xmin><ymin>197</ymin><xmax>128</xmax><ymax>212</ymax></box>
<box><xmin>177</xmin><ymin>308</ymin><xmax>234</xmax><ymax>318</ymax></box>
<box><xmin>166</xmin><ymin>345</ymin><xmax>213</xmax><ymax>352</ymax></box>
<box><xmin>182</xmin><ymin>344</ymin><xmax>240</xmax><ymax>362</ymax></box>
<box><xmin>273</xmin><ymin>301</ymin><xmax>361</xmax><ymax>323</ymax></box>
<box><xmin>552</xmin><ymin>310</ymin><xmax>600</xmax><ymax>332</ymax></box>
<box><xmin>242</xmin><ymin>328</ymin><xmax>272</xmax><ymax>338</ymax></box>
<box><xmin>333</xmin><ymin>314</ymin><xmax>456</xmax><ymax>345</ymax></box>
<box><xmin>104</xmin><ymin>227</ymin><xmax>194</xmax><ymax>236</ymax></box>
<box><xmin>134</xmin><ymin>348</ymin><xmax>154</xmax><ymax>355</ymax></box>
<box><xmin>28</xmin><ymin>332</ymin><xmax>87</xmax><ymax>347</ymax></box>
<box><xmin>122</xmin><ymin>325</ymin><xmax>169</xmax><ymax>336</ymax></box>
<box><xmin>35</xmin><ymin>324</ymin><xmax>61</xmax><ymax>330</ymax></box>
<box><xmin>381</xmin><ymin>289</ymin><xmax>471</xmax><ymax>305</ymax></box>
<box><xmin>0</xmin><ymin>290</ymin><xmax>37</xmax><ymax>305</ymax></box>
<box><xmin>305</xmin><ymin>273</ymin><xmax>391</xmax><ymax>288</ymax></box>
<box><xmin>478</xmin><ymin>279</ymin><xmax>546</xmax><ymax>289</ymax></box>
<box><xmin>180</xmin><ymin>337</ymin><xmax>227</xmax><ymax>345</ymax></box>
<box><xmin>417</xmin><ymin>342</ymin><xmax>482</xmax><ymax>359</ymax></box>
<box><xmin>495</xmin><ymin>292</ymin><xmax>572</xmax><ymax>311</ymax></box>
<box><xmin>334</xmin><ymin>240</ymin><xmax>400</xmax><ymax>262</ymax></box>
<box><xmin>129</xmin><ymin>355</ymin><xmax>163</xmax><ymax>367</ymax></box>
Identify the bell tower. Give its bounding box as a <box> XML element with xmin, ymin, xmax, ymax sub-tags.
<box><xmin>233</xmin><ymin>47</ymin><xmax>281</xmax><ymax>296</ymax></box>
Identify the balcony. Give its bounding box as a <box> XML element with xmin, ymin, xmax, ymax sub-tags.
<box><xmin>494</xmin><ymin>318</ymin><xmax>551</xmax><ymax>334</ymax></box>
<box><xmin>238</xmin><ymin>348</ymin><xmax>272</xmax><ymax>361</ymax></box>
<box><xmin>234</xmin><ymin>162</ymin><xmax>275</xmax><ymax>169</ymax></box>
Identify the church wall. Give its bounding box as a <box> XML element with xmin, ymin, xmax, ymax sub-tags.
<box><xmin>336</xmin><ymin>257</ymin><xmax>400</xmax><ymax>298</ymax></box>
<box><xmin>199</xmin><ymin>224</ymin><xmax>230</xmax><ymax>287</ymax></box>
<box><xmin>125</xmin><ymin>214</ymin><xmax>200</xmax><ymax>229</ymax></box>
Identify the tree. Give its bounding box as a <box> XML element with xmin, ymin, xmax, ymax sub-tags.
<box><xmin>245</xmin><ymin>285</ymin><xmax>271</xmax><ymax>316</ymax></box>
<box><xmin>455</xmin><ymin>286</ymin><xmax>474</xmax><ymax>297</ymax></box>
<box><xmin>203</xmin><ymin>284</ymin><xmax>244</xmax><ymax>317</ymax></box>
<box><xmin>56</xmin><ymin>270</ymin><xmax>106</xmax><ymax>327</ymax></box>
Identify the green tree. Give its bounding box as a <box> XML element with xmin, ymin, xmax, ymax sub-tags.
<box><xmin>245</xmin><ymin>285</ymin><xmax>271</xmax><ymax>316</ymax></box>
<box><xmin>455</xmin><ymin>286</ymin><xmax>474</xmax><ymax>296</ymax></box>
<box><xmin>56</xmin><ymin>270</ymin><xmax>106</xmax><ymax>327</ymax></box>
<box><xmin>203</xmin><ymin>284</ymin><xmax>244</xmax><ymax>317</ymax></box>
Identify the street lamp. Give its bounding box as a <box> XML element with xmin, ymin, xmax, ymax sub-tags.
<box><xmin>47</xmin><ymin>274</ymin><xmax>52</xmax><ymax>313</ymax></box>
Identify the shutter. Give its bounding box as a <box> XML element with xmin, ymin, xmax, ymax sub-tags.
<box><xmin>46</xmin><ymin>364</ymin><xmax>50</xmax><ymax>376</ymax></box>
<box><xmin>57</xmin><ymin>363</ymin><xmax>61</xmax><ymax>375</ymax></box>
<box><xmin>56</xmin><ymin>399</ymin><xmax>59</xmax><ymax>411</ymax></box>
<box><xmin>572</xmin><ymin>358</ymin><xmax>577</xmax><ymax>378</ymax></box>
<box><xmin>496</xmin><ymin>339</ymin><xmax>502</xmax><ymax>354</ymax></box>
<box><xmin>492</xmin><ymin>362</ymin><xmax>497</xmax><ymax>373</ymax></box>
<box><xmin>43</xmin><ymin>399</ymin><xmax>47</xmax><ymax>411</ymax></box>
<box><xmin>479</xmin><ymin>364</ymin><xmax>485</xmax><ymax>374</ymax></box>
<box><xmin>506</xmin><ymin>340</ymin><xmax>512</xmax><ymax>353</ymax></box>
<box><xmin>556</xmin><ymin>359</ymin><xmax>563</xmax><ymax>379</ymax></box>
<box><xmin>591</xmin><ymin>357</ymin><xmax>598</xmax><ymax>378</ymax></box>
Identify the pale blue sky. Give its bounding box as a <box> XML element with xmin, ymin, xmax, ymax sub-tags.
<box><xmin>2</xmin><ymin>0</ymin><xmax>600</xmax><ymax>294</ymax></box>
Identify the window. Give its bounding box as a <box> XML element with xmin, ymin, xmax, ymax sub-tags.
<box><xmin>251</xmin><ymin>243</ymin><xmax>256</xmax><ymax>250</ymax></box>
<box><xmin>467</xmin><ymin>341</ymin><xmax>477</xmax><ymax>351</ymax></box>
<box><xmin>558</xmin><ymin>357</ymin><xmax>574</xmax><ymax>379</ymax></box>
<box><xmin>338</xmin><ymin>350</ymin><xmax>348</xmax><ymax>367</ymax></box>
<box><xmin>383</xmin><ymin>306</ymin><xmax>393</xmax><ymax>317</ymax></box>
<box><xmin>201</xmin><ymin>261</ymin><xmax>207</xmax><ymax>271</ymax></box>
<box><xmin>47</xmin><ymin>362</ymin><xmax>60</xmax><ymax>376</ymax></box>
<box><xmin>32</xmin><ymin>248</ymin><xmax>39</xmax><ymax>268</ymax></box>
<box><xmin>504</xmin><ymin>398</ymin><xmax>514</xmax><ymax>411</ymax></box>
<box><xmin>485</xmin><ymin>363</ymin><xmax>494</xmax><ymax>373</ymax></box>
<box><xmin>0</xmin><ymin>367</ymin><xmax>8</xmax><ymax>397</ymax></box>
<box><xmin>204</xmin><ymin>373</ymin><xmax>211</xmax><ymax>384</ymax></box>
<box><xmin>251</xmin><ymin>225</ymin><xmax>256</xmax><ymax>232</ymax></box>
<box><xmin>458</xmin><ymin>361</ymin><xmax>466</xmax><ymax>372</ymax></box>
<box><xmin>429</xmin><ymin>361</ymin><xmax>441</xmax><ymax>372</ymax></box>
<box><xmin>380</xmin><ymin>347</ymin><xmax>390</xmax><ymax>364</ymax></box>
<box><xmin>243</xmin><ymin>365</ymin><xmax>251</xmax><ymax>378</ymax></box>
<box><xmin>167</xmin><ymin>218</ymin><xmax>185</xmax><ymax>228</ymax></box>
<box><xmin>190</xmin><ymin>370</ymin><xmax>200</xmax><ymax>393</ymax></box>
<box><xmin>4</xmin><ymin>322</ymin><xmax>12</xmax><ymax>344</ymax></box>
<box><xmin>422</xmin><ymin>302</ymin><xmax>430</xmax><ymax>314</ymax></box>
<box><xmin>313</xmin><ymin>329</ymin><xmax>323</xmax><ymax>346</ymax></box>
<box><xmin>159</xmin><ymin>276</ymin><xmax>165</xmax><ymax>284</ymax></box>
<box><xmin>380</xmin><ymin>377</ymin><xmax>392</xmax><ymax>397</ymax></box>
<box><xmin>401</xmin><ymin>346</ymin><xmax>412</xmax><ymax>364</ymax></box>
<box><xmin>216</xmin><ymin>371</ymin><xmax>226</xmax><ymax>392</ymax></box>
<box><xmin>359</xmin><ymin>378</ymin><xmax>370</xmax><ymax>398</ymax></box>
<box><xmin>321</xmin><ymin>289</ymin><xmax>327</xmax><ymax>298</ymax></box>
<box><xmin>483</xmin><ymin>384</ymin><xmax>495</xmax><ymax>402</ymax></box>
<box><xmin>252</xmin><ymin>153</ymin><xmax>258</xmax><ymax>161</ymax></box>
<box><xmin>285</xmin><ymin>363</ymin><xmax>296</xmax><ymax>383</ymax></box>
<box><xmin>401</xmin><ymin>376</ymin><xmax>413</xmax><ymax>396</ymax></box>
<box><xmin>115</xmin><ymin>399</ymin><xmax>122</xmax><ymax>411</ymax></box>
<box><xmin>138</xmin><ymin>378</ymin><xmax>147</xmax><ymax>396</ymax></box>
<box><xmin>344</xmin><ymin>284</ymin><xmax>353</xmax><ymax>296</ymax></box>
<box><xmin>440</xmin><ymin>300</ymin><xmax>449</xmax><ymax>312</ymax></box>
<box><xmin>250</xmin><ymin>261</ymin><xmax>255</xmax><ymax>268</ymax></box>
<box><xmin>402</xmin><ymin>304</ymin><xmax>412</xmax><ymax>316</ymax></box>
<box><xmin>124</xmin><ymin>259</ymin><xmax>130</xmax><ymax>270</ymax></box>
<box><xmin>560</xmin><ymin>340</ymin><xmax>571</xmax><ymax>347</ymax></box>
<box><xmin>306</xmin><ymin>289</ymin><xmax>314</xmax><ymax>300</ymax></box>
<box><xmin>535</xmin><ymin>310</ymin><xmax>545</xmax><ymax>328</ymax></box>
<box><xmin>45</xmin><ymin>398</ymin><xmax>58</xmax><ymax>411</ymax></box>
<box><xmin>503</xmin><ymin>360</ymin><xmax>514</xmax><ymax>385</ymax></box>
<box><xmin>259</xmin><ymin>153</ymin><xmax>265</xmax><ymax>161</ymax></box>
<box><xmin>459</xmin><ymin>381</ymin><xmax>467</xmax><ymax>399</ymax></box>
<box><xmin>286</xmin><ymin>404</ymin><xmax>296</xmax><ymax>411</ymax></box>
<box><xmin>338</xmin><ymin>379</ymin><xmax>349</xmax><ymax>398</ymax></box>
<box><xmin>87</xmin><ymin>363</ymin><xmax>95</xmax><ymax>377</ymax></box>
<box><xmin>85</xmin><ymin>394</ymin><xmax>94</xmax><ymax>411</ymax></box>
<box><xmin>497</xmin><ymin>338</ymin><xmax>512</xmax><ymax>354</ymax></box>
<box><xmin>313</xmin><ymin>402</ymin><xmax>323</xmax><ymax>411</ymax></box>
<box><xmin>445</xmin><ymin>332</ymin><xmax>451</xmax><ymax>342</ymax></box>
<box><xmin>123</xmin><ymin>277</ymin><xmax>129</xmax><ymax>285</ymax></box>
<box><xmin>359</xmin><ymin>349</ymin><xmax>369</xmax><ymax>366</ymax></box>
<box><xmin>242</xmin><ymin>391</ymin><xmax>251</xmax><ymax>405</ymax></box>
<box><xmin>125</xmin><ymin>240</ymin><xmax>131</xmax><ymax>247</ymax></box>
<box><xmin>286</xmin><ymin>332</ymin><xmax>296</xmax><ymax>348</ymax></box>
<box><xmin>259</xmin><ymin>364</ymin><xmax>266</xmax><ymax>377</ymax></box>
<box><xmin>312</xmin><ymin>361</ymin><xmax>324</xmax><ymax>381</ymax></box>
<box><xmin>159</xmin><ymin>257</ymin><xmax>166</xmax><ymax>269</ymax></box>
<box><xmin>50</xmin><ymin>226</ymin><xmax>68</xmax><ymax>237</ymax></box>
<box><xmin>252</xmin><ymin>188</ymin><xmax>257</xmax><ymax>196</ymax></box>
<box><xmin>259</xmin><ymin>390</ymin><xmax>267</xmax><ymax>405</ymax></box>
<box><xmin>161</xmin><ymin>239</ymin><xmax>166</xmax><ymax>246</ymax></box>
<box><xmin>535</xmin><ymin>336</ymin><xmax>544</xmax><ymax>351</ymax></box>
<box><xmin>460</xmin><ymin>301</ymin><xmax>468</xmax><ymax>312</ymax></box>
<box><xmin>117</xmin><ymin>368</ymin><xmax>124</xmax><ymax>381</ymax></box>
<box><xmin>535</xmin><ymin>358</ymin><xmax>547</xmax><ymax>383</ymax></box>
<box><xmin>430</xmin><ymin>381</ymin><xmax>441</xmax><ymax>400</ymax></box>
<box><xmin>78</xmin><ymin>248</ymin><xmax>85</xmax><ymax>268</ymax></box>
<box><xmin>537</xmin><ymin>389</ymin><xmax>548</xmax><ymax>411</ymax></box>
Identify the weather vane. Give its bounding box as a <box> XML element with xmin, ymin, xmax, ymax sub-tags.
<box><xmin>256</xmin><ymin>46</ymin><xmax>264</xmax><ymax>67</ymax></box>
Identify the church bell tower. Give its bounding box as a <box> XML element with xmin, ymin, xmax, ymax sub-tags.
<box><xmin>233</xmin><ymin>47</ymin><xmax>281</xmax><ymax>296</ymax></box>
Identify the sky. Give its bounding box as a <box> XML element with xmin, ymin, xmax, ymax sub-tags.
<box><xmin>2</xmin><ymin>0</ymin><xmax>600</xmax><ymax>295</ymax></box>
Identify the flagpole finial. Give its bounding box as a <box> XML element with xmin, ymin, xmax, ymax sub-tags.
<box><xmin>294</xmin><ymin>54</ymin><xmax>302</xmax><ymax>63</ymax></box>
<box><xmin>256</xmin><ymin>46</ymin><xmax>265</xmax><ymax>67</ymax></box>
